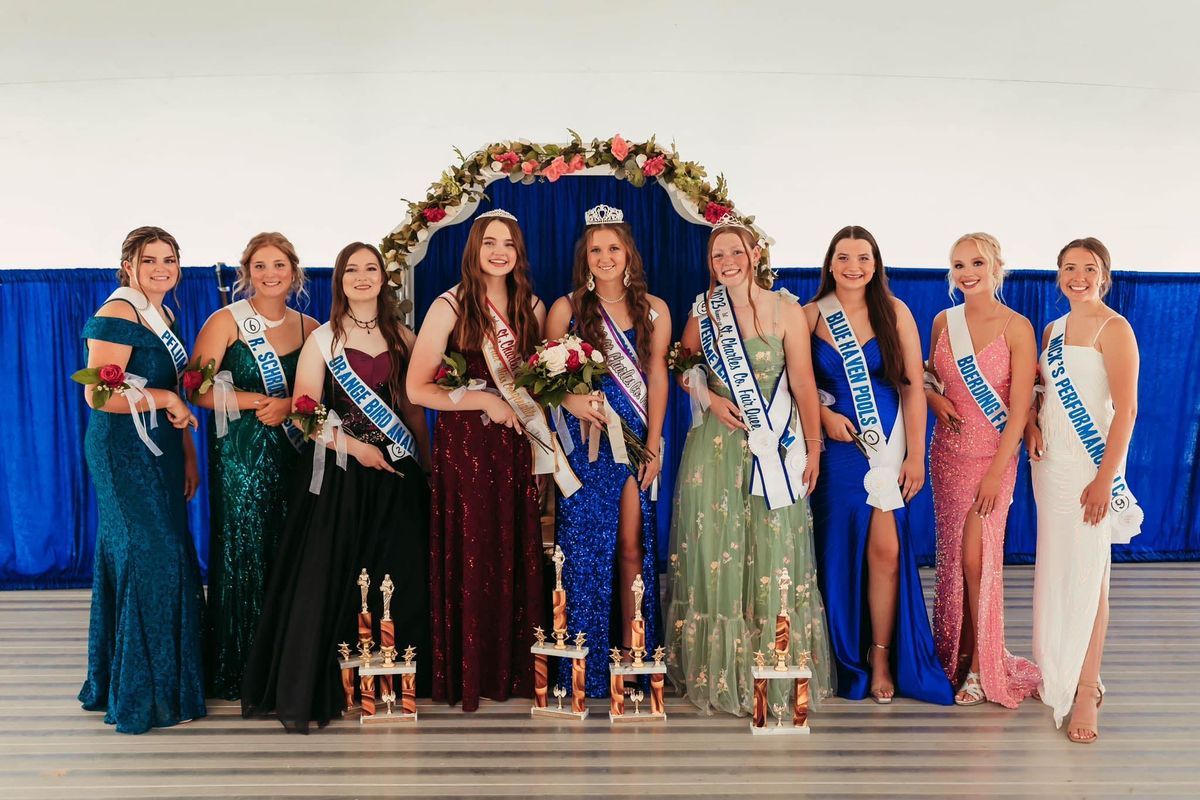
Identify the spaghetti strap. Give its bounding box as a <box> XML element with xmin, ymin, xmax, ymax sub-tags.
<box><xmin>1000</xmin><ymin>311</ymin><xmax>1016</xmax><ymax>337</ymax></box>
<box><xmin>1090</xmin><ymin>316</ymin><xmax>1115</xmax><ymax>346</ymax></box>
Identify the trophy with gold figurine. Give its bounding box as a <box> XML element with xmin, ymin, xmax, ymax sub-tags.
<box><xmin>750</xmin><ymin>568</ymin><xmax>812</xmax><ymax>735</ymax></box>
<box><xmin>608</xmin><ymin>574</ymin><xmax>667</xmax><ymax>724</ymax></box>
<box><xmin>358</xmin><ymin>572</ymin><xmax>418</xmax><ymax>724</ymax></box>
<box><xmin>530</xmin><ymin>546</ymin><xmax>589</xmax><ymax>720</ymax></box>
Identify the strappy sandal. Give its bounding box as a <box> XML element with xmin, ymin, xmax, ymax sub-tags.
<box><xmin>1067</xmin><ymin>681</ymin><xmax>1104</xmax><ymax>744</ymax></box>
<box><xmin>954</xmin><ymin>671</ymin><xmax>986</xmax><ymax>706</ymax></box>
<box><xmin>868</xmin><ymin>642</ymin><xmax>894</xmax><ymax>704</ymax></box>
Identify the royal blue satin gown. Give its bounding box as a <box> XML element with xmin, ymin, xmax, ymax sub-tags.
<box><xmin>555</xmin><ymin>326</ymin><xmax>659</xmax><ymax>698</ymax></box>
<box><xmin>810</xmin><ymin>335</ymin><xmax>953</xmax><ymax>705</ymax></box>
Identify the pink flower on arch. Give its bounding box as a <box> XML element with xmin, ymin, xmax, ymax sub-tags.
<box><xmin>543</xmin><ymin>156</ymin><xmax>568</xmax><ymax>183</ymax></box>
<box><xmin>496</xmin><ymin>151</ymin><xmax>521</xmax><ymax>171</ymax></box>
<box><xmin>423</xmin><ymin>206</ymin><xmax>447</xmax><ymax>223</ymax></box>
<box><xmin>568</xmin><ymin>153</ymin><xmax>585</xmax><ymax>173</ymax></box>
<box><xmin>643</xmin><ymin>155</ymin><xmax>666</xmax><ymax>177</ymax></box>
<box><xmin>522</xmin><ymin>159</ymin><xmax>539</xmax><ymax>175</ymax></box>
<box><xmin>610</xmin><ymin>134</ymin><xmax>629</xmax><ymax>162</ymax></box>
<box><xmin>704</xmin><ymin>202</ymin><xmax>732</xmax><ymax>224</ymax></box>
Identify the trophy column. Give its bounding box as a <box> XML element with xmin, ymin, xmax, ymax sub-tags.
<box><xmin>355</xmin><ymin>569</ymin><xmax>376</xmax><ymax>717</ymax></box>
<box><xmin>609</xmin><ymin>575</ymin><xmax>667</xmax><ymax>725</ymax></box>
<box><xmin>359</xmin><ymin>572</ymin><xmax>418</xmax><ymax>725</ymax></box>
<box><xmin>750</xmin><ymin>569</ymin><xmax>812</xmax><ymax>735</ymax></box>
<box><xmin>530</xmin><ymin>546</ymin><xmax>589</xmax><ymax>720</ymax></box>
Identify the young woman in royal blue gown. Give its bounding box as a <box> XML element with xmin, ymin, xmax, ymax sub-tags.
<box><xmin>803</xmin><ymin>225</ymin><xmax>953</xmax><ymax>705</ymax></box>
<box><xmin>544</xmin><ymin>206</ymin><xmax>671</xmax><ymax>697</ymax></box>
<box><xmin>78</xmin><ymin>226</ymin><xmax>207</xmax><ymax>733</ymax></box>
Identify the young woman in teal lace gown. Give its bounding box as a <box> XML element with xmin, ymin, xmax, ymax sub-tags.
<box><xmin>545</xmin><ymin>209</ymin><xmax>671</xmax><ymax>697</ymax></box>
<box><xmin>78</xmin><ymin>227</ymin><xmax>207</xmax><ymax>734</ymax></box>
<box><xmin>191</xmin><ymin>232</ymin><xmax>318</xmax><ymax>699</ymax></box>
<box><xmin>666</xmin><ymin>222</ymin><xmax>833</xmax><ymax>716</ymax></box>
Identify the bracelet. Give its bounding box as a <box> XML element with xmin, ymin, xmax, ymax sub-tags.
<box><xmin>803</xmin><ymin>437</ymin><xmax>823</xmax><ymax>443</ymax></box>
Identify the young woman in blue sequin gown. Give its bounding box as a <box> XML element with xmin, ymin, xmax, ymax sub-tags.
<box><xmin>804</xmin><ymin>226</ymin><xmax>953</xmax><ymax>706</ymax></box>
<box><xmin>545</xmin><ymin>212</ymin><xmax>671</xmax><ymax>697</ymax></box>
<box><xmin>78</xmin><ymin>227</ymin><xmax>207</xmax><ymax>734</ymax></box>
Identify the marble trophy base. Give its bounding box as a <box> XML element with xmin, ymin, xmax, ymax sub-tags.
<box><xmin>530</xmin><ymin>643</ymin><xmax>590</xmax><ymax>721</ymax></box>
<box><xmin>608</xmin><ymin>662</ymin><xmax>667</xmax><ymax>724</ymax></box>
<box><xmin>750</xmin><ymin>665</ymin><xmax>812</xmax><ymax>736</ymax></box>
<box><xmin>358</xmin><ymin>662</ymin><xmax>418</xmax><ymax>724</ymax></box>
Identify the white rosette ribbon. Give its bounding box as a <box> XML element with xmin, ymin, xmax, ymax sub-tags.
<box><xmin>121</xmin><ymin>373</ymin><xmax>163</xmax><ymax>457</ymax></box>
<box><xmin>817</xmin><ymin>389</ymin><xmax>837</xmax><ymax>408</ymax></box>
<box><xmin>746</xmin><ymin>426</ymin><xmax>778</xmax><ymax>459</ymax></box>
<box><xmin>681</xmin><ymin>364</ymin><xmax>711</xmax><ymax>429</ymax></box>
<box><xmin>784</xmin><ymin>434</ymin><xmax>809</xmax><ymax>496</ymax></box>
<box><xmin>212</xmin><ymin>370</ymin><xmax>241</xmax><ymax>438</ymax></box>
<box><xmin>1109</xmin><ymin>492</ymin><xmax>1144</xmax><ymax>544</ymax></box>
<box><xmin>309</xmin><ymin>409</ymin><xmax>348</xmax><ymax>494</ymax></box>
<box><xmin>863</xmin><ymin>466</ymin><xmax>903</xmax><ymax>510</ymax></box>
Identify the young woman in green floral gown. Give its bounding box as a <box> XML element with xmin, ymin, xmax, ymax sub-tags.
<box><xmin>665</xmin><ymin>222</ymin><xmax>834</xmax><ymax>715</ymax></box>
<box><xmin>191</xmin><ymin>232</ymin><xmax>318</xmax><ymax>699</ymax></box>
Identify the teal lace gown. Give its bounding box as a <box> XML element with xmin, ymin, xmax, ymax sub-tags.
<box><xmin>665</xmin><ymin>336</ymin><xmax>834</xmax><ymax>715</ymax></box>
<box><xmin>203</xmin><ymin>339</ymin><xmax>304</xmax><ymax>699</ymax></box>
<box><xmin>78</xmin><ymin>314</ymin><xmax>207</xmax><ymax>734</ymax></box>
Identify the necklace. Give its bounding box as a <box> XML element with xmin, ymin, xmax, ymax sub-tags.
<box><xmin>596</xmin><ymin>290</ymin><xmax>627</xmax><ymax>304</ymax></box>
<box><xmin>348</xmin><ymin>310</ymin><xmax>378</xmax><ymax>332</ymax></box>
<box><xmin>248</xmin><ymin>299</ymin><xmax>286</xmax><ymax>329</ymax></box>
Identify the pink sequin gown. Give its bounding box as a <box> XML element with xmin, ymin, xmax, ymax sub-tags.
<box><xmin>929</xmin><ymin>325</ymin><xmax>1040</xmax><ymax>708</ymax></box>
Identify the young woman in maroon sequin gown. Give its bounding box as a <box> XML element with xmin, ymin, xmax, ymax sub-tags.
<box><xmin>407</xmin><ymin>211</ymin><xmax>547</xmax><ymax>712</ymax></box>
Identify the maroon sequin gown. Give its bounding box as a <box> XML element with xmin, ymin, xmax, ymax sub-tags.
<box><xmin>430</xmin><ymin>348</ymin><xmax>544</xmax><ymax>711</ymax></box>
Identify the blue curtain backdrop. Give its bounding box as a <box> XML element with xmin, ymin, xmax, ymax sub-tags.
<box><xmin>2</xmin><ymin>186</ymin><xmax>1197</xmax><ymax>588</ymax></box>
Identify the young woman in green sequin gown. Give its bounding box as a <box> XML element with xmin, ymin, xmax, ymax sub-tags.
<box><xmin>665</xmin><ymin>224</ymin><xmax>834</xmax><ymax>716</ymax></box>
<box><xmin>78</xmin><ymin>227</ymin><xmax>206</xmax><ymax>734</ymax></box>
<box><xmin>191</xmin><ymin>233</ymin><xmax>318</xmax><ymax>699</ymax></box>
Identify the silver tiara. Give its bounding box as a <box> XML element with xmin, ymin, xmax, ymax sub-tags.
<box><xmin>712</xmin><ymin>212</ymin><xmax>751</xmax><ymax>231</ymax></box>
<box><xmin>478</xmin><ymin>208</ymin><xmax>518</xmax><ymax>222</ymax></box>
<box><xmin>584</xmin><ymin>204</ymin><xmax>624</xmax><ymax>226</ymax></box>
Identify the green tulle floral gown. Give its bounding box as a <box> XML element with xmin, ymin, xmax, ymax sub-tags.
<box><xmin>665</xmin><ymin>335</ymin><xmax>834</xmax><ymax>715</ymax></box>
<box><xmin>203</xmin><ymin>339</ymin><xmax>304</xmax><ymax>699</ymax></box>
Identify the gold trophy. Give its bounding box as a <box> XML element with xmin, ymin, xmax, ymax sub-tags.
<box><xmin>608</xmin><ymin>573</ymin><xmax>667</xmax><ymax>725</ymax></box>
<box><xmin>337</xmin><ymin>641</ymin><xmax>358</xmax><ymax>713</ymax></box>
<box><xmin>530</xmin><ymin>547</ymin><xmax>589</xmax><ymax>720</ymax></box>
<box><xmin>750</xmin><ymin>568</ymin><xmax>812</xmax><ymax>735</ymax></box>
<box><xmin>359</xmin><ymin>572</ymin><xmax>418</xmax><ymax>724</ymax></box>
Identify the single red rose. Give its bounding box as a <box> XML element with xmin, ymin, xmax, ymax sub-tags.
<box><xmin>496</xmin><ymin>151</ymin><xmax>521</xmax><ymax>170</ymax></box>
<box><xmin>643</xmin><ymin>155</ymin><xmax>666</xmax><ymax>177</ymax></box>
<box><xmin>294</xmin><ymin>395</ymin><xmax>318</xmax><ymax>415</ymax></box>
<box><xmin>566</xmin><ymin>350</ymin><xmax>582</xmax><ymax>372</ymax></box>
<box><xmin>529</xmin><ymin>353</ymin><xmax>540</xmax><ymax>366</ymax></box>
<box><xmin>580</xmin><ymin>342</ymin><xmax>594</xmax><ymax>356</ymax></box>
<box><xmin>704</xmin><ymin>202</ymin><xmax>732</xmax><ymax>224</ymax></box>
<box><xmin>98</xmin><ymin>364</ymin><xmax>125</xmax><ymax>386</ymax></box>
<box><xmin>182</xmin><ymin>370</ymin><xmax>203</xmax><ymax>393</ymax></box>
<box><xmin>422</xmin><ymin>207</ymin><xmax>447</xmax><ymax>223</ymax></box>
<box><xmin>434</xmin><ymin>365</ymin><xmax>450</xmax><ymax>381</ymax></box>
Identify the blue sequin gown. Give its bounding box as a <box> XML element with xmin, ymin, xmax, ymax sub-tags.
<box><xmin>555</xmin><ymin>327</ymin><xmax>659</xmax><ymax>698</ymax></box>
<box><xmin>78</xmin><ymin>314</ymin><xmax>207</xmax><ymax>733</ymax></box>
<box><xmin>809</xmin><ymin>335</ymin><xmax>954</xmax><ymax>705</ymax></box>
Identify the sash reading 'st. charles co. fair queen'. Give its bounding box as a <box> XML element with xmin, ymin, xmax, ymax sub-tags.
<box><xmin>441</xmin><ymin>286</ymin><xmax>581</xmax><ymax>497</ymax></box>
<box><xmin>1044</xmin><ymin>314</ymin><xmax>1143</xmax><ymax>542</ymax></box>
<box><xmin>694</xmin><ymin>286</ymin><xmax>807</xmax><ymax>510</ymax></box>
<box><xmin>227</xmin><ymin>299</ymin><xmax>305</xmax><ymax>451</ymax></box>
<box><xmin>945</xmin><ymin>304</ymin><xmax>1009</xmax><ymax>432</ymax></box>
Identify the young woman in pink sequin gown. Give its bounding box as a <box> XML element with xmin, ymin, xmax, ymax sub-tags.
<box><xmin>926</xmin><ymin>234</ymin><xmax>1040</xmax><ymax>708</ymax></box>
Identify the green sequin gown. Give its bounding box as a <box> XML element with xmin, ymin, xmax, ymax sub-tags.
<box><xmin>665</xmin><ymin>335</ymin><xmax>834</xmax><ymax>715</ymax></box>
<box><xmin>203</xmin><ymin>339</ymin><xmax>304</xmax><ymax>699</ymax></box>
<box><xmin>78</xmin><ymin>314</ymin><xmax>207</xmax><ymax>734</ymax></box>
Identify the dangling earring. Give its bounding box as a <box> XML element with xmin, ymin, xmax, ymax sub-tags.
<box><xmin>622</xmin><ymin>269</ymin><xmax>631</xmax><ymax>288</ymax></box>
<box><xmin>587</xmin><ymin>273</ymin><xmax>596</xmax><ymax>292</ymax></box>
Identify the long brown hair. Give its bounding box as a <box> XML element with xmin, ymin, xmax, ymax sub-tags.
<box><xmin>235</xmin><ymin>231</ymin><xmax>307</xmax><ymax>305</ymax></box>
<box><xmin>450</xmin><ymin>215</ymin><xmax>540</xmax><ymax>356</ymax></box>
<box><xmin>329</xmin><ymin>242</ymin><xmax>409</xmax><ymax>407</ymax></box>
<box><xmin>704</xmin><ymin>225</ymin><xmax>771</xmax><ymax>340</ymax></box>
<box><xmin>571</xmin><ymin>223</ymin><xmax>654</xmax><ymax>364</ymax></box>
<box><xmin>119</xmin><ymin>226</ymin><xmax>181</xmax><ymax>289</ymax></box>
<box><xmin>1057</xmin><ymin>237</ymin><xmax>1112</xmax><ymax>299</ymax></box>
<box><xmin>812</xmin><ymin>225</ymin><xmax>908</xmax><ymax>389</ymax></box>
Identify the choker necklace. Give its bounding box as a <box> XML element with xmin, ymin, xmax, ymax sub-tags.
<box><xmin>348</xmin><ymin>310</ymin><xmax>378</xmax><ymax>332</ymax></box>
<box><xmin>596</xmin><ymin>291</ymin><xmax>627</xmax><ymax>304</ymax></box>
<box><xmin>248</xmin><ymin>299</ymin><xmax>286</xmax><ymax>329</ymax></box>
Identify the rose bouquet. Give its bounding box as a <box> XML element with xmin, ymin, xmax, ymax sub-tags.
<box><xmin>666</xmin><ymin>341</ymin><xmax>704</xmax><ymax>375</ymax></box>
<box><xmin>667</xmin><ymin>341</ymin><xmax>711</xmax><ymax>429</ymax></box>
<box><xmin>70</xmin><ymin>363</ymin><xmax>133</xmax><ymax>409</ymax></box>
<box><xmin>182</xmin><ymin>357</ymin><xmax>219</xmax><ymax>402</ymax></box>
<box><xmin>435</xmin><ymin>351</ymin><xmax>488</xmax><ymax>403</ymax></box>
<box><xmin>288</xmin><ymin>394</ymin><xmax>329</xmax><ymax>441</ymax></box>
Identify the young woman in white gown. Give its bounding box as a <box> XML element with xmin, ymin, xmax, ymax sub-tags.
<box><xmin>1026</xmin><ymin>238</ymin><xmax>1140</xmax><ymax>744</ymax></box>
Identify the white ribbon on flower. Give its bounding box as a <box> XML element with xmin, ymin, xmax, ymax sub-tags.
<box><xmin>211</xmin><ymin>370</ymin><xmax>241</xmax><ymax>438</ymax></box>
<box><xmin>580</xmin><ymin>395</ymin><xmax>629</xmax><ymax>466</ymax></box>
<box><xmin>449</xmin><ymin>377</ymin><xmax>488</xmax><ymax>405</ymax></box>
<box><xmin>682</xmin><ymin>364</ymin><xmax>711</xmax><ymax>429</ymax></box>
<box><xmin>121</xmin><ymin>374</ymin><xmax>163</xmax><ymax>457</ymax></box>
<box><xmin>309</xmin><ymin>409</ymin><xmax>348</xmax><ymax>494</ymax></box>
<box><xmin>551</xmin><ymin>405</ymin><xmax>575</xmax><ymax>457</ymax></box>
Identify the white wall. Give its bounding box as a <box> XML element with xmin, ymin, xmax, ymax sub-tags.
<box><xmin>2</xmin><ymin>0</ymin><xmax>1197</xmax><ymax>271</ymax></box>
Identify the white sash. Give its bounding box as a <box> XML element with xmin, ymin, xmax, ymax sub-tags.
<box><xmin>312</xmin><ymin>323</ymin><xmax>417</xmax><ymax>465</ymax></box>
<box><xmin>816</xmin><ymin>294</ymin><xmax>905</xmax><ymax>511</ymax></box>
<box><xmin>946</xmin><ymin>305</ymin><xmax>1009</xmax><ymax>432</ymax></box>
<box><xmin>227</xmin><ymin>300</ymin><xmax>305</xmax><ymax>451</ymax></box>
<box><xmin>441</xmin><ymin>286</ymin><xmax>581</xmax><ymax>497</ymax></box>
<box><xmin>1045</xmin><ymin>315</ymin><xmax>1143</xmax><ymax>542</ymax></box>
<box><xmin>695</xmin><ymin>287</ymin><xmax>805</xmax><ymax>509</ymax></box>
<box><xmin>597</xmin><ymin>305</ymin><xmax>659</xmax><ymax>500</ymax></box>
<box><xmin>107</xmin><ymin>287</ymin><xmax>188</xmax><ymax>377</ymax></box>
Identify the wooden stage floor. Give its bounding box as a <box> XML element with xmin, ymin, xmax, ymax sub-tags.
<box><xmin>1</xmin><ymin>564</ymin><xmax>1197</xmax><ymax>798</ymax></box>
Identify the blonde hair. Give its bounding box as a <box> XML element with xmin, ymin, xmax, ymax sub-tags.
<box><xmin>235</xmin><ymin>231</ymin><xmax>307</xmax><ymax>304</ymax></box>
<box><xmin>948</xmin><ymin>232</ymin><xmax>1005</xmax><ymax>300</ymax></box>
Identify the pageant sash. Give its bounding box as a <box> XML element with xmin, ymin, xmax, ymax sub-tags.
<box><xmin>442</xmin><ymin>286</ymin><xmax>581</xmax><ymax>497</ymax></box>
<box><xmin>312</xmin><ymin>323</ymin><xmax>416</xmax><ymax>465</ymax></box>
<box><xmin>816</xmin><ymin>294</ymin><xmax>906</xmax><ymax>511</ymax></box>
<box><xmin>946</xmin><ymin>305</ymin><xmax>1009</xmax><ymax>432</ymax></box>
<box><xmin>597</xmin><ymin>305</ymin><xmax>660</xmax><ymax>500</ymax></box>
<box><xmin>1045</xmin><ymin>315</ymin><xmax>1143</xmax><ymax>542</ymax></box>
<box><xmin>107</xmin><ymin>287</ymin><xmax>188</xmax><ymax>377</ymax></box>
<box><xmin>227</xmin><ymin>300</ymin><xmax>304</xmax><ymax>451</ymax></box>
<box><xmin>696</xmin><ymin>287</ymin><xmax>804</xmax><ymax>509</ymax></box>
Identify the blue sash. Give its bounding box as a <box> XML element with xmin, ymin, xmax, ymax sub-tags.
<box><xmin>228</xmin><ymin>300</ymin><xmax>305</xmax><ymax>451</ymax></box>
